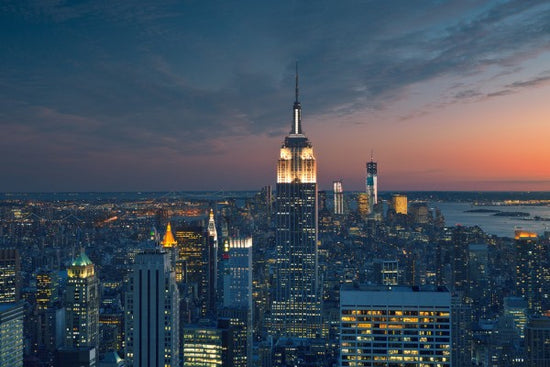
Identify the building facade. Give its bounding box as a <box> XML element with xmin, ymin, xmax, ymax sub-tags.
<box><xmin>366</xmin><ymin>155</ymin><xmax>378</xmax><ymax>214</ymax></box>
<box><xmin>515</xmin><ymin>230</ymin><xmax>543</xmax><ymax>313</ymax></box>
<box><xmin>0</xmin><ymin>248</ymin><xmax>21</xmax><ymax>303</ymax></box>
<box><xmin>340</xmin><ymin>285</ymin><xmax>452</xmax><ymax>366</ymax></box>
<box><xmin>65</xmin><ymin>251</ymin><xmax>99</xmax><ymax>349</ymax></box>
<box><xmin>0</xmin><ymin>302</ymin><xmax>24</xmax><ymax>367</ymax></box>
<box><xmin>333</xmin><ymin>180</ymin><xmax>344</xmax><ymax>215</ymax></box>
<box><xmin>124</xmin><ymin>249</ymin><xmax>179</xmax><ymax>367</ymax></box>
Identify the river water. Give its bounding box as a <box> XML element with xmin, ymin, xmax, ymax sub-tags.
<box><xmin>431</xmin><ymin>202</ymin><xmax>550</xmax><ymax>237</ymax></box>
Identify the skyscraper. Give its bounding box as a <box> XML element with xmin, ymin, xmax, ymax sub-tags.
<box><xmin>515</xmin><ymin>230</ymin><xmax>543</xmax><ymax>313</ymax></box>
<box><xmin>221</xmin><ymin>237</ymin><xmax>253</xmax><ymax>366</ymax></box>
<box><xmin>271</xmin><ymin>67</ymin><xmax>321</xmax><ymax>338</ymax></box>
<box><xmin>0</xmin><ymin>248</ymin><xmax>21</xmax><ymax>303</ymax></box>
<box><xmin>392</xmin><ymin>194</ymin><xmax>408</xmax><ymax>215</ymax></box>
<box><xmin>207</xmin><ymin>209</ymin><xmax>218</xmax><ymax>316</ymax></box>
<box><xmin>333</xmin><ymin>180</ymin><xmax>344</xmax><ymax>215</ymax></box>
<box><xmin>525</xmin><ymin>316</ymin><xmax>550</xmax><ymax>366</ymax></box>
<box><xmin>0</xmin><ymin>302</ymin><xmax>24</xmax><ymax>367</ymax></box>
<box><xmin>124</xmin><ymin>248</ymin><xmax>179</xmax><ymax>367</ymax></box>
<box><xmin>65</xmin><ymin>251</ymin><xmax>99</xmax><ymax>349</ymax></box>
<box><xmin>366</xmin><ymin>153</ymin><xmax>378</xmax><ymax>214</ymax></box>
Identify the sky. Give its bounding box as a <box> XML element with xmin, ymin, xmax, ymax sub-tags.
<box><xmin>1</xmin><ymin>0</ymin><xmax>550</xmax><ymax>192</ymax></box>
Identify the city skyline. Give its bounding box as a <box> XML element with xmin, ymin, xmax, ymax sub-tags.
<box><xmin>1</xmin><ymin>1</ymin><xmax>550</xmax><ymax>192</ymax></box>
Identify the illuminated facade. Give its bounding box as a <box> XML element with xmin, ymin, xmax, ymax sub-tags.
<box><xmin>392</xmin><ymin>194</ymin><xmax>408</xmax><ymax>215</ymax></box>
<box><xmin>221</xmin><ymin>237</ymin><xmax>253</xmax><ymax>366</ymax></box>
<box><xmin>183</xmin><ymin>323</ymin><xmax>223</xmax><ymax>366</ymax></box>
<box><xmin>0</xmin><ymin>302</ymin><xmax>24</xmax><ymax>367</ymax></box>
<box><xmin>366</xmin><ymin>154</ymin><xmax>378</xmax><ymax>214</ymax></box>
<box><xmin>65</xmin><ymin>251</ymin><xmax>99</xmax><ymax>349</ymax></box>
<box><xmin>503</xmin><ymin>297</ymin><xmax>528</xmax><ymax>340</ymax></box>
<box><xmin>340</xmin><ymin>285</ymin><xmax>452</xmax><ymax>366</ymax></box>
<box><xmin>0</xmin><ymin>248</ymin><xmax>20</xmax><ymax>303</ymax></box>
<box><xmin>36</xmin><ymin>270</ymin><xmax>60</xmax><ymax>361</ymax></box>
<box><xmin>207</xmin><ymin>209</ymin><xmax>218</xmax><ymax>316</ymax></box>
<box><xmin>125</xmin><ymin>249</ymin><xmax>179</xmax><ymax>367</ymax></box>
<box><xmin>381</xmin><ymin>260</ymin><xmax>399</xmax><ymax>286</ymax></box>
<box><xmin>161</xmin><ymin>222</ymin><xmax>177</xmax><ymax>248</ymax></box>
<box><xmin>357</xmin><ymin>193</ymin><xmax>369</xmax><ymax>219</ymax></box>
<box><xmin>271</xmin><ymin>68</ymin><xmax>321</xmax><ymax>339</ymax></box>
<box><xmin>223</xmin><ymin>237</ymin><xmax>252</xmax><ymax>309</ymax></box>
<box><xmin>174</xmin><ymin>226</ymin><xmax>205</xmax><ymax>285</ymax></box>
<box><xmin>515</xmin><ymin>230</ymin><xmax>543</xmax><ymax>313</ymax></box>
<box><xmin>334</xmin><ymin>180</ymin><xmax>344</xmax><ymax>215</ymax></box>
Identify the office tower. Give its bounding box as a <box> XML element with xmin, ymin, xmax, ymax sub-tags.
<box><xmin>392</xmin><ymin>194</ymin><xmax>408</xmax><ymax>215</ymax></box>
<box><xmin>451</xmin><ymin>226</ymin><xmax>469</xmax><ymax>294</ymax></box>
<box><xmin>503</xmin><ymin>297</ymin><xmax>528</xmax><ymax>340</ymax></box>
<box><xmin>207</xmin><ymin>209</ymin><xmax>218</xmax><ymax>315</ymax></box>
<box><xmin>223</xmin><ymin>237</ymin><xmax>252</xmax><ymax>308</ymax></box>
<box><xmin>381</xmin><ymin>260</ymin><xmax>399</xmax><ymax>285</ymax></box>
<box><xmin>468</xmin><ymin>244</ymin><xmax>489</xmax><ymax>317</ymax></box>
<box><xmin>410</xmin><ymin>202</ymin><xmax>430</xmax><ymax>224</ymax></box>
<box><xmin>451</xmin><ymin>296</ymin><xmax>473</xmax><ymax>367</ymax></box>
<box><xmin>271</xmin><ymin>67</ymin><xmax>321</xmax><ymax>339</ymax></box>
<box><xmin>124</xmin><ymin>248</ymin><xmax>179</xmax><ymax>367</ymax></box>
<box><xmin>0</xmin><ymin>248</ymin><xmax>21</xmax><ymax>303</ymax></box>
<box><xmin>333</xmin><ymin>180</ymin><xmax>344</xmax><ymax>215</ymax></box>
<box><xmin>99</xmin><ymin>313</ymin><xmax>123</xmax><ymax>357</ymax></box>
<box><xmin>525</xmin><ymin>316</ymin><xmax>550</xmax><ymax>366</ymax></box>
<box><xmin>36</xmin><ymin>270</ymin><xmax>62</xmax><ymax>363</ymax></box>
<box><xmin>182</xmin><ymin>321</ymin><xmax>224</xmax><ymax>366</ymax></box>
<box><xmin>37</xmin><ymin>270</ymin><xmax>59</xmax><ymax>310</ymax></box>
<box><xmin>0</xmin><ymin>301</ymin><xmax>24</xmax><ymax>367</ymax></box>
<box><xmin>174</xmin><ymin>225</ymin><xmax>204</xmax><ymax>285</ymax></box>
<box><xmin>357</xmin><ymin>193</ymin><xmax>369</xmax><ymax>219</ymax></box>
<box><xmin>65</xmin><ymin>251</ymin><xmax>99</xmax><ymax>349</ymax></box>
<box><xmin>515</xmin><ymin>230</ymin><xmax>543</xmax><ymax>313</ymax></box>
<box><xmin>366</xmin><ymin>153</ymin><xmax>378</xmax><ymax>214</ymax></box>
<box><xmin>340</xmin><ymin>285</ymin><xmax>452</xmax><ymax>366</ymax></box>
<box><xmin>221</xmin><ymin>237</ymin><xmax>253</xmax><ymax>366</ymax></box>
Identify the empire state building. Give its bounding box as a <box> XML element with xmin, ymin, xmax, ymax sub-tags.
<box><xmin>270</xmin><ymin>68</ymin><xmax>321</xmax><ymax>339</ymax></box>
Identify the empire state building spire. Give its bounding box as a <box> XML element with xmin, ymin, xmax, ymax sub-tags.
<box><xmin>291</xmin><ymin>62</ymin><xmax>302</xmax><ymax>135</ymax></box>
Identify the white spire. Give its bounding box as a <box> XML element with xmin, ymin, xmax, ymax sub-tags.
<box><xmin>291</xmin><ymin>61</ymin><xmax>303</xmax><ymax>135</ymax></box>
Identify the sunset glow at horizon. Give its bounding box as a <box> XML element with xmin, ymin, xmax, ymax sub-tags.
<box><xmin>1</xmin><ymin>1</ymin><xmax>549</xmax><ymax>192</ymax></box>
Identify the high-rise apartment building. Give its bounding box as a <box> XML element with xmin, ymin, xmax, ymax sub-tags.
<box><xmin>333</xmin><ymin>180</ymin><xmax>344</xmax><ymax>215</ymax></box>
<box><xmin>366</xmin><ymin>154</ymin><xmax>378</xmax><ymax>214</ymax></box>
<box><xmin>0</xmin><ymin>248</ymin><xmax>21</xmax><ymax>303</ymax></box>
<box><xmin>340</xmin><ymin>285</ymin><xmax>452</xmax><ymax>366</ymax></box>
<box><xmin>515</xmin><ymin>230</ymin><xmax>543</xmax><ymax>313</ymax></box>
<box><xmin>65</xmin><ymin>251</ymin><xmax>99</xmax><ymax>349</ymax></box>
<box><xmin>271</xmin><ymin>68</ymin><xmax>321</xmax><ymax>339</ymax></box>
<box><xmin>124</xmin><ymin>248</ymin><xmax>179</xmax><ymax>367</ymax></box>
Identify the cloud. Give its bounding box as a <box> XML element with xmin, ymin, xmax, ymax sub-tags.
<box><xmin>2</xmin><ymin>0</ymin><xmax>550</xmax><ymax>190</ymax></box>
